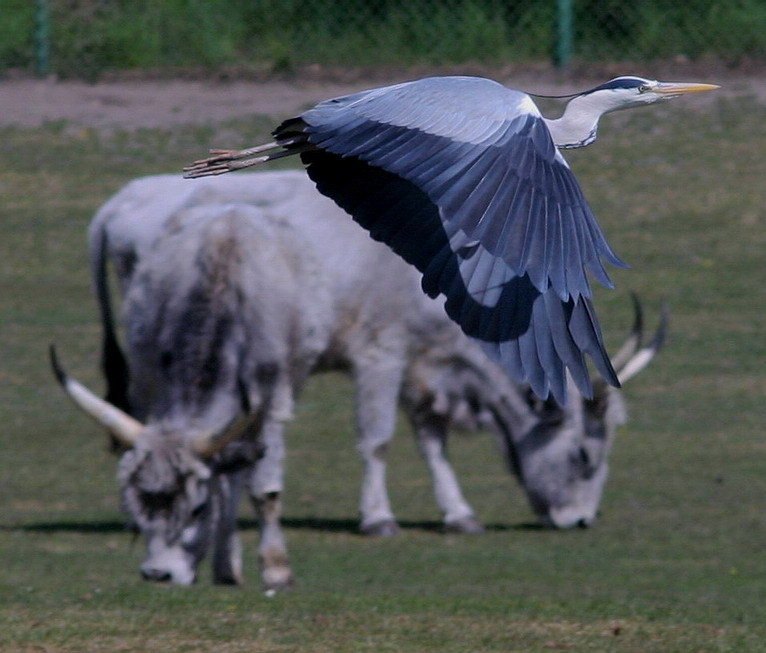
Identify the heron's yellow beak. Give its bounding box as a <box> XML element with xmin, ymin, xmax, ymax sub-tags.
<box><xmin>654</xmin><ymin>82</ymin><xmax>720</xmax><ymax>96</ymax></box>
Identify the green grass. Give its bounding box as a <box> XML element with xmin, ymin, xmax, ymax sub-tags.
<box><xmin>2</xmin><ymin>90</ymin><xmax>766</xmax><ymax>651</ymax></box>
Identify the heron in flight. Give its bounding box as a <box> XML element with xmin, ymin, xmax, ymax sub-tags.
<box><xmin>184</xmin><ymin>75</ymin><xmax>717</xmax><ymax>403</ymax></box>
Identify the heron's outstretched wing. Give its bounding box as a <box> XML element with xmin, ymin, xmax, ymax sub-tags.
<box><xmin>275</xmin><ymin>76</ymin><xmax>624</xmax><ymax>401</ymax></box>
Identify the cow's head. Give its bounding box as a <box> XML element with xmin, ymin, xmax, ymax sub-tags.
<box><xmin>50</xmin><ymin>346</ymin><xmax>263</xmax><ymax>584</ymax></box>
<box><xmin>494</xmin><ymin>297</ymin><xmax>667</xmax><ymax>528</ymax></box>
<box><xmin>403</xmin><ymin>296</ymin><xmax>667</xmax><ymax>529</ymax></box>
<box><xmin>504</xmin><ymin>379</ymin><xmax>624</xmax><ymax>529</ymax></box>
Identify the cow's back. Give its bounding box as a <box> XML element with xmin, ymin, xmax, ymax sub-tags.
<box><xmin>256</xmin><ymin>175</ymin><xmax>450</xmax><ymax>364</ymax></box>
<box><xmin>123</xmin><ymin>201</ymin><xmax>336</xmax><ymax>424</ymax></box>
<box><xmin>96</xmin><ymin>169</ymin><xmax>462</xmax><ymax>392</ymax></box>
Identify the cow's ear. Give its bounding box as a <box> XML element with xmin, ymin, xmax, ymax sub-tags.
<box><xmin>211</xmin><ymin>440</ymin><xmax>264</xmax><ymax>474</ymax></box>
<box><xmin>585</xmin><ymin>387</ymin><xmax>610</xmax><ymax>419</ymax></box>
<box><xmin>524</xmin><ymin>387</ymin><xmax>565</xmax><ymax>425</ymax></box>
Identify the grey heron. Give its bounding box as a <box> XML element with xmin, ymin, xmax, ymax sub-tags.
<box><xmin>184</xmin><ymin>75</ymin><xmax>717</xmax><ymax>403</ymax></box>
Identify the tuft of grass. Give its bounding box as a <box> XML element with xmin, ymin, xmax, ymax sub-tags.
<box><xmin>1</xmin><ymin>91</ymin><xmax>766</xmax><ymax>652</ymax></box>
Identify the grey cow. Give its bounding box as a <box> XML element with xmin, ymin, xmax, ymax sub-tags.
<box><xmin>56</xmin><ymin>171</ymin><xmax>664</xmax><ymax>588</ymax></box>
<box><xmin>53</xmin><ymin>203</ymin><xmax>302</xmax><ymax>587</ymax></box>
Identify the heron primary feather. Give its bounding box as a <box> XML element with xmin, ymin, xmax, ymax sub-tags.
<box><xmin>184</xmin><ymin>75</ymin><xmax>717</xmax><ymax>403</ymax></box>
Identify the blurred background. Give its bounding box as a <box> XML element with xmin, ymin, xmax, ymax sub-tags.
<box><xmin>5</xmin><ymin>0</ymin><xmax>766</xmax><ymax>79</ymax></box>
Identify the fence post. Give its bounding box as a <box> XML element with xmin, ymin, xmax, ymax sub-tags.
<box><xmin>555</xmin><ymin>0</ymin><xmax>573</xmax><ymax>68</ymax></box>
<box><xmin>35</xmin><ymin>0</ymin><xmax>50</xmax><ymax>76</ymax></box>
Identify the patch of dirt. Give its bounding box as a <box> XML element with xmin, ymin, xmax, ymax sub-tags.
<box><xmin>0</xmin><ymin>63</ymin><xmax>762</xmax><ymax>132</ymax></box>
<box><xmin>0</xmin><ymin>77</ymin><xmax>363</xmax><ymax>131</ymax></box>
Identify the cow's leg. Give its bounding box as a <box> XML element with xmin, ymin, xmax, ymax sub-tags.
<box><xmin>248</xmin><ymin>419</ymin><xmax>292</xmax><ymax>593</ymax></box>
<box><xmin>354</xmin><ymin>356</ymin><xmax>406</xmax><ymax>536</ymax></box>
<box><xmin>211</xmin><ymin>470</ymin><xmax>246</xmax><ymax>585</ymax></box>
<box><xmin>415</xmin><ymin>418</ymin><xmax>484</xmax><ymax>534</ymax></box>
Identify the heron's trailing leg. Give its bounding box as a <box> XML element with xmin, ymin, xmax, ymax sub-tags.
<box><xmin>183</xmin><ymin>139</ymin><xmax>309</xmax><ymax>178</ymax></box>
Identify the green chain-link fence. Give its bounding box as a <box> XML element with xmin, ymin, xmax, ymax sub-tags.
<box><xmin>5</xmin><ymin>0</ymin><xmax>766</xmax><ymax>79</ymax></box>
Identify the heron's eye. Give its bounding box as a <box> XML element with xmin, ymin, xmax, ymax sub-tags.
<box><xmin>638</xmin><ymin>84</ymin><xmax>650</xmax><ymax>93</ymax></box>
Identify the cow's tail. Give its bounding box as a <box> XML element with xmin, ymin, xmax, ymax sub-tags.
<box><xmin>90</xmin><ymin>224</ymin><xmax>131</xmax><ymax>413</ymax></box>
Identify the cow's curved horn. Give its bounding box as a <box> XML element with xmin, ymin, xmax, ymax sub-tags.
<box><xmin>617</xmin><ymin>303</ymin><xmax>669</xmax><ymax>385</ymax></box>
<box><xmin>49</xmin><ymin>344</ymin><xmax>144</xmax><ymax>447</ymax></box>
<box><xmin>192</xmin><ymin>378</ymin><xmax>262</xmax><ymax>457</ymax></box>
<box><xmin>191</xmin><ymin>412</ymin><xmax>261</xmax><ymax>458</ymax></box>
<box><xmin>610</xmin><ymin>293</ymin><xmax>643</xmax><ymax>372</ymax></box>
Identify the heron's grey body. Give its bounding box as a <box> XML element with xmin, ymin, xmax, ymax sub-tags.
<box><xmin>184</xmin><ymin>74</ymin><xmax>716</xmax><ymax>403</ymax></box>
<box><xmin>284</xmin><ymin>76</ymin><xmax>625</xmax><ymax>403</ymax></box>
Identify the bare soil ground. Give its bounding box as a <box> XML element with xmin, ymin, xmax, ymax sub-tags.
<box><xmin>0</xmin><ymin>65</ymin><xmax>761</xmax><ymax>132</ymax></box>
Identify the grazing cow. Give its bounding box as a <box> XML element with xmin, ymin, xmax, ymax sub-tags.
<box><xmin>53</xmin><ymin>202</ymin><xmax>308</xmax><ymax>588</ymax></box>
<box><xmin>56</xmin><ymin>171</ymin><xmax>664</xmax><ymax>587</ymax></box>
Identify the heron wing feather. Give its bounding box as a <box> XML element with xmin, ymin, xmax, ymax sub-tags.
<box><xmin>280</xmin><ymin>76</ymin><xmax>623</xmax><ymax>400</ymax></box>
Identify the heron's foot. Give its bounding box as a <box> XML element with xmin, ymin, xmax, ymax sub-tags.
<box><xmin>183</xmin><ymin>147</ymin><xmax>261</xmax><ymax>178</ymax></box>
<box><xmin>360</xmin><ymin>519</ymin><xmax>401</xmax><ymax>537</ymax></box>
<box><xmin>183</xmin><ymin>138</ymin><xmax>309</xmax><ymax>178</ymax></box>
<box><xmin>444</xmin><ymin>515</ymin><xmax>485</xmax><ymax>534</ymax></box>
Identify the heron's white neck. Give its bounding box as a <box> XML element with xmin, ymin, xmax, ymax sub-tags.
<box><xmin>543</xmin><ymin>93</ymin><xmax>617</xmax><ymax>149</ymax></box>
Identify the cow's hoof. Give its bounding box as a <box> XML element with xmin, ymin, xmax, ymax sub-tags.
<box><xmin>263</xmin><ymin>580</ymin><xmax>292</xmax><ymax>597</ymax></box>
<box><xmin>360</xmin><ymin>519</ymin><xmax>400</xmax><ymax>537</ymax></box>
<box><xmin>262</xmin><ymin>568</ymin><xmax>293</xmax><ymax>595</ymax></box>
<box><xmin>445</xmin><ymin>516</ymin><xmax>485</xmax><ymax>534</ymax></box>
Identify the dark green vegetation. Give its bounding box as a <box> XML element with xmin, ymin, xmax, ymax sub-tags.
<box><xmin>3</xmin><ymin>0</ymin><xmax>766</xmax><ymax>78</ymax></box>
<box><xmin>1</xmin><ymin>90</ymin><xmax>765</xmax><ymax>651</ymax></box>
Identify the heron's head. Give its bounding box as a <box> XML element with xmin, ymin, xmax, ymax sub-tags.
<box><xmin>579</xmin><ymin>76</ymin><xmax>719</xmax><ymax>113</ymax></box>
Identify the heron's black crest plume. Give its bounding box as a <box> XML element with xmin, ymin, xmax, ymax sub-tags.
<box><xmin>529</xmin><ymin>76</ymin><xmax>649</xmax><ymax>100</ymax></box>
<box><xmin>528</xmin><ymin>91</ymin><xmax>581</xmax><ymax>100</ymax></box>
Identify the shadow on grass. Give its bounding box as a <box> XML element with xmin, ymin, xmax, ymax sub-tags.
<box><xmin>240</xmin><ymin>517</ymin><xmax>544</xmax><ymax>534</ymax></box>
<box><xmin>4</xmin><ymin>517</ymin><xmax>544</xmax><ymax>535</ymax></box>
<box><xmin>3</xmin><ymin>520</ymin><xmax>131</xmax><ymax>534</ymax></box>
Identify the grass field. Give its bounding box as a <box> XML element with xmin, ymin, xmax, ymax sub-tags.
<box><xmin>1</xmin><ymin>85</ymin><xmax>765</xmax><ymax>652</ymax></box>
